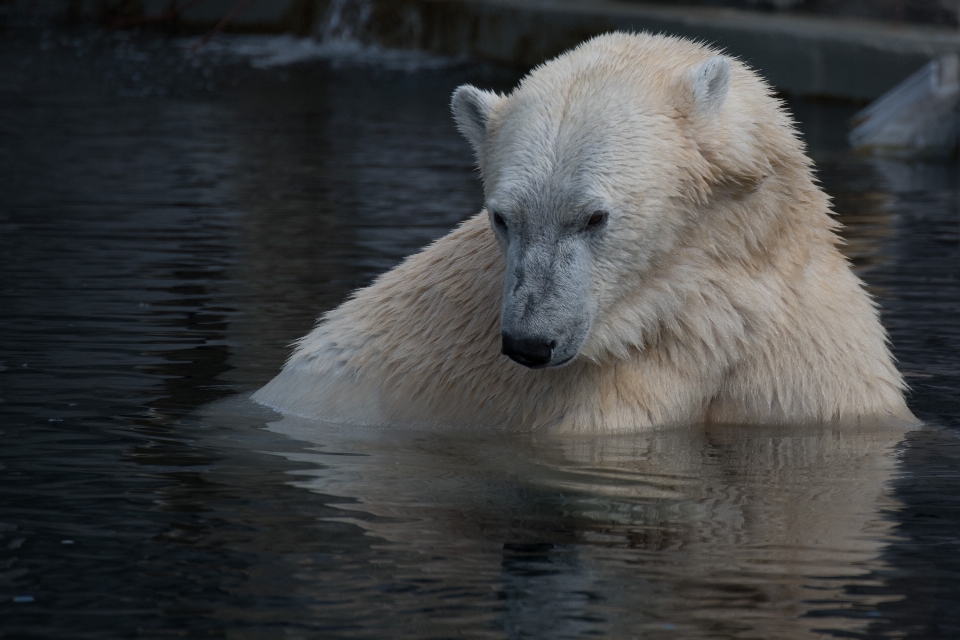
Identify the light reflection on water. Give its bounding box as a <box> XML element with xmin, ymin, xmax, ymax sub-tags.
<box><xmin>253</xmin><ymin>404</ymin><xmax>903</xmax><ymax>638</ymax></box>
<box><xmin>249</xmin><ymin>403</ymin><xmax>907</xmax><ymax>639</ymax></box>
<box><xmin>1</xmin><ymin>23</ymin><xmax>959</xmax><ymax>640</ymax></box>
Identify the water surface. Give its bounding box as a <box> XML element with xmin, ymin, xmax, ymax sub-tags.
<box><xmin>1</xmin><ymin>20</ymin><xmax>959</xmax><ymax>639</ymax></box>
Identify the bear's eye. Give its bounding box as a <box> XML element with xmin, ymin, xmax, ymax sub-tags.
<box><xmin>585</xmin><ymin>210</ymin><xmax>608</xmax><ymax>230</ymax></box>
<box><xmin>491</xmin><ymin>211</ymin><xmax>507</xmax><ymax>230</ymax></box>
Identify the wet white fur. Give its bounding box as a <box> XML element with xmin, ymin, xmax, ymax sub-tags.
<box><xmin>254</xmin><ymin>33</ymin><xmax>915</xmax><ymax>433</ymax></box>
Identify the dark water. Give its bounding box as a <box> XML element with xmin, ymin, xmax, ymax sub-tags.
<box><xmin>1</xmin><ymin>19</ymin><xmax>959</xmax><ymax>640</ymax></box>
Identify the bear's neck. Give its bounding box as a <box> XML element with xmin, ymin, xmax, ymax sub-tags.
<box><xmin>597</xmin><ymin>161</ymin><xmax>843</xmax><ymax>367</ymax></box>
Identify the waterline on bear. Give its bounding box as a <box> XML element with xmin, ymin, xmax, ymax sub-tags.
<box><xmin>253</xmin><ymin>32</ymin><xmax>917</xmax><ymax>433</ymax></box>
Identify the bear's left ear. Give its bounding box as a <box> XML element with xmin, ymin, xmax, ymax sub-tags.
<box><xmin>686</xmin><ymin>56</ymin><xmax>731</xmax><ymax>118</ymax></box>
<box><xmin>451</xmin><ymin>84</ymin><xmax>500</xmax><ymax>158</ymax></box>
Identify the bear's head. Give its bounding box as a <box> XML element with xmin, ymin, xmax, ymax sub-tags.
<box><xmin>451</xmin><ymin>32</ymin><xmax>802</xmax><ymax>369</ymax></box>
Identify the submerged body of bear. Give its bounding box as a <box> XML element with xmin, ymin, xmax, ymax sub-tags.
<box><xmin>254</xmin><ymin>33</ymin><xmax>915</xmax><ymax>432</ymax></box>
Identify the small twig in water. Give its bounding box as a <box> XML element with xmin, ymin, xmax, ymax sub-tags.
<box><xmin>188</xmin><ymin>0</ymin><xmax>256</xmax><ymax>52</ymax></box>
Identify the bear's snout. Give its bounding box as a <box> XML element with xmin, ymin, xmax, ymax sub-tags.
<box><xmin>501</xmin><ymin>332</ymin><xmax>555</xmax><ymax>369</ymax></box>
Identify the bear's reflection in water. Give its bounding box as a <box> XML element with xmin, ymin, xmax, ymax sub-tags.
<box><xmin>264</xmin><ymin>410</ymin><xmax>906</xmax><ymax>638</ymax></box>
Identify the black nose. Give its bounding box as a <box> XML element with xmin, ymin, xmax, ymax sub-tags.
<box><xmin>501</xmin><ymin>333</ymin><xmax>554</xmax><ymax>368</ymax></box>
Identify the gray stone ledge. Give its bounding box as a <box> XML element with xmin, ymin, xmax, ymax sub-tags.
<box><xmin>122</xmin><ymin>0</ymin><xmax>960</xmax><ymax>99</ymax></box>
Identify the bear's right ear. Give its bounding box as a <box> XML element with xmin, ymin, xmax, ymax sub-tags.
<box><xmin>686</xmin><ymin>56</ymin><xmax>731</xmax><ymax>118</ymax></box>
<box><xmin>451</xmin><ymin>84</ymin><xmax>500</xmax><ymax>157</ymax></box>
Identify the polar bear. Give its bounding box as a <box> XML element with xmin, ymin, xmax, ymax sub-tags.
<box><xmin>253</xmin><ymin>32</ymin><xmax>915</xmax><ymax>433</ymax></box>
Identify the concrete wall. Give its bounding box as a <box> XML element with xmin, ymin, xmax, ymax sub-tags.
<box><xmin>53</xmin><ymin>0</ymin><xmax>960</xmax><ymax>99</ymax></box>
<box><xmin>404</xmin><ymin>0</ymin><xmax>960</xmax><ymax>100</ymax></box>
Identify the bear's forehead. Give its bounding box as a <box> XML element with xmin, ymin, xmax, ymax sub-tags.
<box><xmin>487</xmin><ymin>92</ymin><xmax>680</xmax><ymax>191</ymax></box>
<box><xmin>493</xmin><ymin>57</ymin><xmax>691</xmax><ymax>159</ymax></box>
<box><xmin>481</xmin><ymin>34</ymin><xmax>730</xmax><ymax>208</ymax></box>
<box><xmin>509</xmin><ymin>71</ymin><xmax>662</xmax><ymax>121</ymax></box>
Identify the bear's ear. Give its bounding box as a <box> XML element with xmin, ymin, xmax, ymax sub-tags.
<box><xmin>451</xmin><ymin>84</ymin><xmax>500</xmax><ymax>156</ymax></box>
<box><xmin>686</xmin><ymin>56</ymin><xmax>731</xmax><ymax>118</ymax></box>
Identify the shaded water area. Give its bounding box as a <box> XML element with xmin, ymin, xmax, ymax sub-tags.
<box><xmin>2</xmin><ymin>17</ymin><xmax>960</xmax><ymax>640</ymax></box>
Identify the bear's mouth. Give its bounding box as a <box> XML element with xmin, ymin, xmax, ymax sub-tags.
<box><xmin>549</xmin><ymin>354</ymin><xmax>576</xmax><ymax>368</ymax></box>
<box><xmin>502</xmin><ymin>351</ymin><xmax>575</xmax><ymax>370</ymax></box>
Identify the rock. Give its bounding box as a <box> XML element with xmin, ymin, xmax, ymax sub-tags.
<box><xmin>849</xmin><ymin>54</ymin><xmax>960</xmax><ymax>157</ymax></box>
